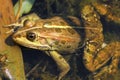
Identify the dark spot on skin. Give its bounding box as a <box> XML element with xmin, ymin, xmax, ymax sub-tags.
<box><xmin>67</xmin><ymin>28</ymin><xmax>76</xmax><ymax>34</ymax></box>
<box><xmin>55</xmin><ymin>28</ymin><xmax>62</xmax><ymax>33</ymax></box>
<box><xmin>83</xmin><ymin>58</ymin><xmax>88</xmax><ymax>64</ymax></box>
<box><xmin>86</xmin><ymin>49</ymin><xmax>90</xmax><ymax>53</ymax></box>
<box><xmin>17</xmin><ymin>34</ymin><xmax>21</xmax><ymax>38</ymax></box>
<box><xmin>61</xmin><ymin>40</ymin><xmax>66</xmax><ymax>44</ymax></box>
<box><xmin>54</xmin><ymin>40</ymin><xmax>59</xmax><ymax>45</ymax></box>
<box><xmin>90</xmin><ymin>42</ymin><xmax>98</xmax><ymax>46</ymax></box>
<box><xmin>60</xmin><ymin>21</ymin><xmax>66</xmax><ymax>25</ymax></box>
<box><xmin>58</xmin><ymin>44</ymin><xmax>62</xmax><ymax>47</ymax></box>
<box><xmin>66</xmin><ymin>45</ymin><xmax>71</xmax><ymax>48</ymax></box>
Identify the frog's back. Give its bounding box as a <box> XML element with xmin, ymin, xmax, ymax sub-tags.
<box><xmin>36</xmin><ymin>16</ymin><xmax>81</xmax><ymax>53</ymax></box>
<box><xmin>39</xmin><ymin>28</ymin><xmax>81</xmax><ymax>53</ymax></box>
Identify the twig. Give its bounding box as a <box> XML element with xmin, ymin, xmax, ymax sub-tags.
<box><xmin>26</xmin><ymin>62</ymin><xmax>41</xmax><ymax>77</ymax></box>
<box><xmin>15</xmin><ymin>0</ymin><xmax>22</xmax><ymax>21</ymax></box>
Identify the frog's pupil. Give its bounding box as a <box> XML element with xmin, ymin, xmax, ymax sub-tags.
<box><xmin>26</xmin><ymin>32</ymin><xmax>36</xmax><ymax>41</ymax></box>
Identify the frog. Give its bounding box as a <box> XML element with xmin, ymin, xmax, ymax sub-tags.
<box><xmin>7</xmin><ymin>13</ymin><xmax>81</xmax><ymax>80</ymax></box>
<box><xmin>6</xmin><ymin>2</ymin><xmax>120</xmax><ymax>80</ymax></box>
<box><xmin>81</xmin><ymin>4</ymin><xmax>120</xmax><ymax>79</ymax></box>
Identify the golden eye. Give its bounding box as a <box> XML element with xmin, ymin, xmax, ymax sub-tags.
<box><xmin>26</xmin><ymin>32</ymin><xmax>36</xmax><ymax>41</ymax></box>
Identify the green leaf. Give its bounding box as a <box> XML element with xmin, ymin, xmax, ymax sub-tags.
<box><xmin>14</xmin><ymin>0</ymin><xmax>36</xmax><ymax>17</ymax></box>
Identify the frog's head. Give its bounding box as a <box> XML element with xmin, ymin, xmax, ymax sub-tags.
<box><xmin>12</xmin><ymin>16</ymin><xmax>83</xmax><ymax>53</ymax></box>
<box><xmin>13</xmin><ymin>28</ymin><xmax>81</xmax><ymax>52</ymax></box>
<box><xmin>12</xmin><ymin>21</ymin><xmax>81</xmax><ymax>52</ymax></box>
<box><xmin>12</xmin><ymin>27</ymin><xmax>52</xmax><ymax>50</ymax></box>
<box><xmin>11</xmin><ymin>18</ymin><xmax>49</xmax><ymax>50</ymax></box>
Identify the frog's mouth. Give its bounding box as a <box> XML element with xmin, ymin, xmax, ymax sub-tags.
<box><xmin>12</xmin><ymin>34</ymin><xmax>51</xmax><ymax>51</ymax></box>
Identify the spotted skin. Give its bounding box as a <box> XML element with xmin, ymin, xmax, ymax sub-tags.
<box><xmin>12</xmin><ymin>15</ymin><xmax>81</xmax><ymax>80</ymax></box>
<box><xmin>81</xmin><ymin>5</ymin><xmax>120</xmax><ymax>79</ymax></box>
<box><xmin>6</xmin><ymin>3</ymin><xmax>120</xmax><ymax>80</ymax></box>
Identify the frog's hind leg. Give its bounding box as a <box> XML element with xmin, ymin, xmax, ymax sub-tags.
<box><xmin>81</xmin><ymin>4</ymin><xmax>120</xmax><ymax>80</ymax></box>
<box><xmin>46</xmin><ymin>51</ymin><xmax>70</xmax><ymax>80</ymax></box>
<box><xmin>92</xmin><ymin>2</ymin><xmax>120</xmax><ymax>24</ymax></box>
<box><xmin>93</xmin><ymin>42</ymin><xmax>120</xmax><ymax>79</ymax></box>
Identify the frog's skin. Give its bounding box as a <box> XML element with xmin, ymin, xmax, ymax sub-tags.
<box><xmin>11</xmin><ymin>13</ymin><xmax>81</xmax><ymax>80</ymax></box>
<box><xmin>81</xmin><ymin>4</ymin><xmax>120</xmax><ymax>79</ymax></box>
<box><xmin>6</xmin><ymin>2</ymin><xmax>120</xmax><ymax>80</ymax></box>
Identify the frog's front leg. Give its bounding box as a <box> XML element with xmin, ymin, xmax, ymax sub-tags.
<box><xmin>46</xmin><ymin>51</ymin><xmax>70</xmax><ymax>80</ymax></box>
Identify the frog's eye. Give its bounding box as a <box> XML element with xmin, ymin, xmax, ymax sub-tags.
<box><xmin>26</xmin><ymin>32</ymin><xmax>36</xmax><ymax>41</ymax></box>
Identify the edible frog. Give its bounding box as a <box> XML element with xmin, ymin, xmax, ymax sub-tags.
<box><xmin>81</xmin><ymin>4</ymin><xmax>120</xmax><ymax>79</ymax></box>
<box><xmin>10</xmin><ymin>13</ymin><xmax>81</xmax><ymax>80</ymax></box>
<box><xmin>6</xmin><ymin>2</ymin><xmax>120</xmax><ymax>80</ymax></box>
